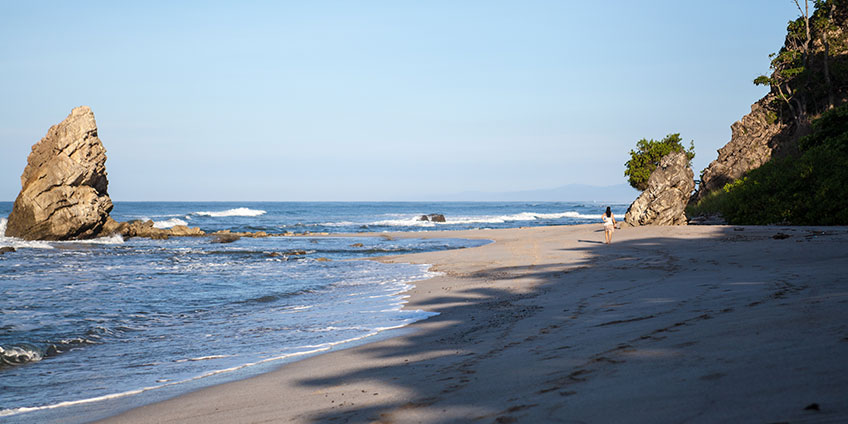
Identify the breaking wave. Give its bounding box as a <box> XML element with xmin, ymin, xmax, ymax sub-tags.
<box><xmin>153</xmin><ymin>218</ymin><xmax>188</xmax><ymax>229</ymax></box>
<box><xmin>193</xmin><ymin>208</ymin><xmax>266</xmax><ymax>217</ymax></box>
<box><xmin>369</xmin><ymin>210</ymin><xmax>599</xmax><ymax>227</ymax></box>
<box><xmin>0</xmin><ymin>345</ymin><xmax>43</xmax><ymax>367</ymax></box>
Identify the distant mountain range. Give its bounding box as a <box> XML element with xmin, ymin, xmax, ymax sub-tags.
<box><xmin>435</xmin><ymin>184</ymin><xmax>639</xmax><ymax>203</ymax></box>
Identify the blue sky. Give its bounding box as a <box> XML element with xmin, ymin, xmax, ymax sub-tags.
<box><xmin>1</xmin><ymin>1</ymin><xmax>799</xmax><ymax>201</ymax></box>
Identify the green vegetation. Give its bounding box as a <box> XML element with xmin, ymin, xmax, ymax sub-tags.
<box><xmin>687</xmin><ymin>104</ymin><xmax>848</xmax><ymax>225</ymax></box>
<box><xmin>753</xmin><ymin>0</ymin><xmax>848</xmax><ymax>125</ymax></box>
<box><xmin>624</xmin><ymin>133</ymin><xmax>695</xmax><ymax>191</ymax></box>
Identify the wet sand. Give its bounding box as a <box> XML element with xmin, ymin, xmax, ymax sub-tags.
<box><xmin>100</xmin><ymin>224</ymin><xmax>848</xmax><ymax>423</ymax></box>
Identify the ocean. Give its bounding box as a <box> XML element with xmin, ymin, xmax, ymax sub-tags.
<box><xmin>0</xmin><ymin>201</ymin><xmax>627</xmax><ymax>423</ymax></box>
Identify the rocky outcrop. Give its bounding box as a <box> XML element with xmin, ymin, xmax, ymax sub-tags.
<box><xmin>419</xmin><ymin>214</ymin><xmax>446</xmax><ymax>222</ymax></box>
<box><xmin>625</xmin><ymin>151</ymin><xmax>695</xmax><ymax>226</ymax></box>
<box><xmin>696</xmin><ymin>99</ymin><xmax>789</xmax><ymax>200</ymax></box>
<box><xmin>101</xmin><ymin>218</ymin><xmax>205</xmax><ymax>240</ymax></box>
<box><xmin>5</xmin><ymin>106</ymin><xmax>113</xmax><ymax>240</ymax></box>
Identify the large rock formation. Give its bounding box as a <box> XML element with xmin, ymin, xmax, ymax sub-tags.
<box><xmin>624</xmin><ymin>151</ymin><xmax>695</xmax><ymax>226</ymax></box>
<box><xmin>5</xmin><ymin>106</ymin><xmax>113</xmax><ymax>240</ymax></box>
<box><xmin>696</xmin><ymin>98</ymin><xmax>790</xmax><ymax>200</ymax></box>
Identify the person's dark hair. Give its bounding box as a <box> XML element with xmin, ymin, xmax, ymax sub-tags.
<box><xmin>605</xmin><ymin>207</ymin><xmax>612</xmax><ymax>217</ymax></box>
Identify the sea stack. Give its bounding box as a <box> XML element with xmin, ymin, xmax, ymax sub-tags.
<box><xmin>5</xmin><ymin>106</ymin><xmax>113</xmax><ymax>240</ymax></box>
<box><xmin>624</xmin><ymin>150</ymin><xmax>694</xmax><ymax>226</ymax></box>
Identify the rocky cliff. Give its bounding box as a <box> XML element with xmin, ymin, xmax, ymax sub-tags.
<box><xmin>696</xmin><ymin>99</ymin><xmax>791</xmax><ymax>198</ymax></box>
<box><xmin>695</xmin><ymin>1</ymin><xmax>848</xmax><ymax>202</ymax></box>
<box><xmin>625</xmin><ymin>151</ymin><xmax>694</xmax><ymax>226</ymax></box>
<box><xmin>5</xmin><ymin>106</ymin><xmax>114</xmax><ymax>240</ymax></box>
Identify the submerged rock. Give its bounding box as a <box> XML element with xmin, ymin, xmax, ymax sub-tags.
<box><xmin>5</xmin><ymin>106</ymin><xmax>113</xmax><ymax>240</ymax></box>
<box><xmin>624</xmin><ymin>151</ymin><xmax>695</xmax><ymax>226</ymax></box>
<box><xmin>211</xmin><ymin>233</ymin><xmax>241</xmax><ymax>244</ymax></box>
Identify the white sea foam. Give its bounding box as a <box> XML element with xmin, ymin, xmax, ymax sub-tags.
<box><xmin>60</xmin><ymin>233</ymin><xmax>125</xmax><ymax>245</ymax></box>
<box><xmin>0</xmin><ymin>218</ymin><xmax>55</xmax><ymax>249</ymax></box>
<box><xmin>318</xmin><ymin>221</ymin><xmax>356</xmax><ymax>227</ymax></box>
<box><xmin>0</xmin><ymin>345</ymin><xmax>44</xmax><ymax>366</ymax></box>
<box><xmin>174</xmin><ymin>354</ymin><xmax>232</xmax><ymax>363</ymax></box>
<box><xmin>153</xmin><ymin>218</ymin><xmax>188</xmax><ymax>229</ymax></box>
<box><xmin>369</xmin><ymin>211</ymin><xmax>598</xmax><ymax>227</ymax></box>
<box><xmin>193</xmin><ymin>208</ymin><xmax>266</xmax><ymax>217</ymax></box>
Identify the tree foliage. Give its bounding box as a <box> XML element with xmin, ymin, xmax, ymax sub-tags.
<box><xmin>624</xmin><ymin>133</ymin><xmax>695</xmax><ymax>191</ymax></box>
<box><xmin>753</xmin><ymin>0</ymin><xmax>848</xmax><ymax>124</ymax></box>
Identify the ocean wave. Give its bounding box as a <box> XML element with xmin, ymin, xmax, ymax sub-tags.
<box><xmin>369</xmin><ymin>210</ymin><xmax>599</xmax><ymax>227</ymax></box>
<box><xmin>60</xmin><ymin>233</ymin><xmax>125</xmax><ymax>245</ymax></box>
<box><xmin>0</xmin><ymin>344</ymin><xmax>44</xmax><ymax>367</ymax></box>
<box><xmin>317</xmin><ymin>221</ymin><xmax>355</xmax><ymax>227</ymax></box>
<box><xmin>193</xmin><ymin>208</ymin><xmax>266</xmax><ymax>217</ymax></box>
<box><xmin>153</xmin><ymin>218</ymin><xmax>188</xmax><ymax>229</ymax></box>
<box><xmin>174</xmin><ymin>355</ymin><xmax>232</xmax><ymax>363</ymax></box>
<box><xmin>0</xmin><ymin>322</ymin><xmax>432</xmax><ymax>419</ymax></box>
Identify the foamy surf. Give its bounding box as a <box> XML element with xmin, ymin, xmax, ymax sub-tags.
<box><xmin>193</xmin><ymin>207</ymin><xmax>266</xmax><ymax>217</ymax></box>
<box><xmin>0</xmin><ymin>307</ymin><xmax>437</xmax><ymax>420</ymax></box>
<box><xmin>369</xmin><ymin>210</ymin><xmax>599</xmax><ymax>227</ymax></box>
<box><xmin>153</xmin><ymin>218</ymin><xmax>188</xmax><ymax>229</ymax></box>
<box><xmin>0</xmin><ymin>218</ymin><xmax>55</xmax><ymax>249</ymax></box>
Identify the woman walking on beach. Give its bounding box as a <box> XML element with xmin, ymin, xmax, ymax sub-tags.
<box><xmin>602</xmin><ymin>206</ymin><xmax>616</xmax><ymax>244</ymax></box>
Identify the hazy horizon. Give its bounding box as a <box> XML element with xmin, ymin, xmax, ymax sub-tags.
<box><xmin>1</xmin><ymin>2</ymin><xmax>798</xmax><ymax>201</ymax></box>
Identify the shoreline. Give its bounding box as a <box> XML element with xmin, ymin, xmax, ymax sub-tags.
<box><xmin>97</xmin><ymin>223</ymin><xmax>848</xmax><ymax>423</ymax></box>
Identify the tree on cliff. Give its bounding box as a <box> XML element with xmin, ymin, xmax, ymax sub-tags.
<box><xmin>753</xmin><ymin>0</ymin><xmax>848</xmax><ymax>125</ymax></box>
<box><xmin>624</xmin><ymin>133</ymin><xmax>695</xmax><ymax>191</ymax></box>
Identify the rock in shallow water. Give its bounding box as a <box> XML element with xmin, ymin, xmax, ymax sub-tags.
<box><xmin>418</xmin><ymin>214</ymin><xmax>446</xmax><ymax>222</ymax></box>
<box><xmin>5</xmin><ymin>106</ymin><xmax>113</xmax><ymax>240</ymax></box>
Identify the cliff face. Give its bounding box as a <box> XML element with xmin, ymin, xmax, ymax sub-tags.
<box><xmin>5</xmin><ymin>106</ymin><xmax>113</xmax><ymax>240</ymax></box>
<box><xmin>697</xmin><ymin>100</ymin><xmax>790</xmax><ymax>198</ymax></box>
<box><xmin>695</xmin><ymin>1</ymin><xmax>848</xmax><ymax>201</ymax></box>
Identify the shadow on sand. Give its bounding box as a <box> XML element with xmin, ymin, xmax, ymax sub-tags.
<box><xmin>290</xmin><ymin>226</ymin><xmax>847</xmax><ymax>422</ymax></box>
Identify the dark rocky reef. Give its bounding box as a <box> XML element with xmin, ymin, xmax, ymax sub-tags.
<box><xmin>418</xmin><ymin>214</ymin><xmax>446</xmax><ymax>222</ymax></box>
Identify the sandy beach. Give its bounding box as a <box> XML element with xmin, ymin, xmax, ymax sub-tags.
<box><xmin>99</xmin><ymin>224</ymin><xmax>848</xmax><ymax>423</ymax></box>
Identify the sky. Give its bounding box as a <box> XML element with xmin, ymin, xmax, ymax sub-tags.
<box><xmin>0</xmin><ymin>1</ymin><xmax>800</xmax><ymax>201</ymax></box>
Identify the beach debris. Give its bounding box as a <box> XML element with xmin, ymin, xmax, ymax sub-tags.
<box><xmin>804</xmin><ymin>403</ymin><xmax>820</xmax><ymax>411</ymax></box>
<box><xmin>0</xmin><ymin>247</ymin><xmax>16</xmax><ymax>254</ymax></box>
<box><xmin>624</xmin><ymin>151</ymin><xmax>694</xmax><ymax>226</ymax></box>
<box><xmin>687</xmin><ymin>213</ymin><xmax>726</xmax><ymax>225</ymax></box>
<box><xmin>350</xmin><ymin>243</ymin><xmax>364</xmax><ymax>248</ymax></box>
<box><xmin>315</xmin><ymin>257</ymin><xmax>331</xmax><ymax>262</ymax></box>
<box><xmin>5</xmin><ymin>106</ymin><xmax>113</xmax><ymax>240</ymax></box>
<box><xmin>418</xmin><ymin>214</ymin><xmax>446</xmax><ymax>222</ymax></box>
<box><xmin>772</xmin><ymin>232</ymin><xmax>791</xmax><ymax>240</ymax></box>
